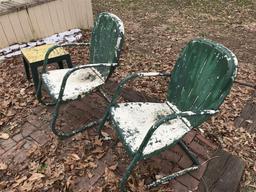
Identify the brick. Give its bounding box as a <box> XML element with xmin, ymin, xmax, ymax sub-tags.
<box><xmin>0</xmin><ymin>147</ymin><xmax>5</xmax><ymax>155</ymax></box>
<box><xmin>30</xmin><ymin>130</ymin><xmax>51</xmax><ymax>146</ymax></box>
<box><xmin>172</xmin><ymin>179</ymin><xmax>189</xmax><ymax>192</ymax></box>
<box><xmin>21</xmin><ymin>122</ymin><xmax>37</xmax><ymax>137</ymax></box>
<box><xmin>26</xmin><ymin>115</ymin><xmax>45</xmax><ymax>128</ymax></box>
<box><xmin>73</xmin><ymin>176</ymin><xmax>91</xmax><ymax>192</ymax></box>
<box><xmin>161</xmin><ymin>149</ymin><xmax>181</xmax><ymax>163</ymax></box>
<box><xmin>190</xmin><ymin>162</ymin><xmax>207</xmax><ymax>180</ymax></box>
<box><xmin>31</xmin><ymin>106</ymin><xmax>44</xmax><ymax>115</ymax></box>
<box><xmin>196</xmin><ymin>134</ymin><xmax>218</xmax><ymax>150</ymax></box>
<box><xmin>13</xmin><ymin>149</ymin><xmax>27</xmax><ymax>164</ymax></box>
<box><xmin>189</xmin><ymin>141</ymin><xmax>208</xmax><ymax>159</ymax></box>
<box><xmin>173</xmin><ymin>166</ymin><xmax>200</xmax><ymax>190</ymax></box>
<box><xmin>1</xmin><ymin>145</ymin><xmax>17</xmax><ymax>164</ymax></box>
<box><xmin>171</xmin><ymin>144</ymin><xmax>187</xmax><ymax>157</ymax></box>
<box><xmin>23</xmin><ymin>138</ymin><xmax>38</xmax><ymax>150</ymax></box>
<box><xmin>182</xmin><ymin>130</ymin><xmax>197</xmax><ymax>144</ymax></box>
<box><xmin>178</xmin><ymin>153</ymin><xmax>193</xmax><ymax>169</ymax></box>
<box><xmin>0</xmin><ymin>138</ymin><xmax>16</xmax><ymax>151</ymax></box>
<box><xmin>13</xmin><ymin>133</ymin><xmax>23</xmax><ymax>142</ymax></box>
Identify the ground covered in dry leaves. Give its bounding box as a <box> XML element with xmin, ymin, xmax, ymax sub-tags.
<box><xmin>0</xmin><ymin>0</ymin><xmax>256</xmax><ymax>191</ymax></box>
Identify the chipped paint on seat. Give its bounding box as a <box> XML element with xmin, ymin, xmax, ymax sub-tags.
<box><xmin>111</xmin><ymin>102</ymin><xmax>191</xmax><ymax>156</ymax></box>
<box><xmin>42</xmin><ymin>67</ymin><xmax>105</xmax><ymax>101</ymax></box>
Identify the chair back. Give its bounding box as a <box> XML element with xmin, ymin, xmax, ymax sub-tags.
<box><xmin>89</xmin><ymin>12</ymin><xmax>125</xmax><ymax>79</ymax></box>
<box><xmin>167</xmin><ymin>39</ymin><xmax>238</xmax><ymax>127</ymax></box>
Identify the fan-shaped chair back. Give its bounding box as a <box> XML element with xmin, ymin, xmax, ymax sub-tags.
<box><xmin>89</xmin><ymin>12</ymin><xmax>125</xmax><ymax>79</ymax></box>
<box><xmin>168</xmin><ymin>39</ymin><xmax>238</xmax><ymax>127</ymax></box>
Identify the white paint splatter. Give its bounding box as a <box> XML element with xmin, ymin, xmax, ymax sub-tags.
<box><xmin>111</xmin><ymin>102</ymin><xmax>191</xmax><ymax>155</ymax></box>
<box><xmin>42</xmin><ymin>67</ymin><xmax>104</xmax><ymax>101</ymax></box>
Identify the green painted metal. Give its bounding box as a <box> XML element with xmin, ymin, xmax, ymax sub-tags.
<box><xmin>168</xmin><ymin>39</ymin><xmax>237</xmax><ymax>127</ymax></box>
<box><xmin>36</xmin><ymin>12</ymin><xmax>124</xmax><ymax>139</ymax></box>
<box><xmin>98</xmin><ymin>39</ymin><xmax>238</xmax><ymax>191</ymax></box>
<box><xmin>89</xmin><ymin>12</ymin><xmax>125</xmax><ymax>79</ymax></box>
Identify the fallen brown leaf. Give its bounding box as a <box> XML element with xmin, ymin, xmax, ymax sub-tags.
<box><xmin>0</xmin><ymin>132</ymin><xmax>9</xmax><ymax>140</ymax></box>
<box><xmin>70</xmin><ymin>153</ymin><xmax>80</xmax><ymax>161</ymax></box>
<box><xmin>0</xmin><ymin>162</ymin><xmax>7</xmax><ymax>170</ymax></box>
<box><xmin>28</xmin><ymin>173</ymin><xmax>45</xmax><ymax>181</ymax></box>
<box><xmin>109</xmin><ymin>163</ymin><xmax>118</xmax><ymax>171</ymax></box>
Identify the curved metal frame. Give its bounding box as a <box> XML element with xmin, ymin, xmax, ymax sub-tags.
<box><xmin>37</xmin><ymin>45</ymin><xmax>117</xmax><ymax>139</ymax></box>
<box><xmin>97</xmin><ymin>72</ymin><xmax>219</xmax><ymax>191</ymax></box>
<box><xmin>36</xmin><ymin>12</ymin><xmax>124</xmax><ymax>139</ymax></box>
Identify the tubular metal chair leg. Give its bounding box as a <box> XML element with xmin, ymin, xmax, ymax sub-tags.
<box><xmin>50</xmin><ymin>99</ymin><xmax>101</xmax><ymax>139</ymax></box>
<box><xmin>178</xmin><ymin>140</ymin><xmax>200</xmax><ymax>165</ymax></box>
<box><xmin>98</xmin><ymin>88</ymin><xmax>112</xmax><ymax>103</ymax></box>
<box><xmin>120</xmin><ymin>153</ymin><xmax>142</xmax><ymax>192</ymax></box>
<box><xmin>97</xmin><ymin>105</ymin><xmax>112</xmax><ymax>133</ymax></box>
<box><xmin>36</xmin><ymin>76</ymin><xmax>56</xmax><ymax>106</ymax></box>
<box><xmin>148</xmin><ymin>141</ymin><xmax>200</xmax><ymax>189</ymax></box>
<box><xmin>147</xmin><ymin>165</ymin><xmax>199</xmax><ymax>188</ymax></box>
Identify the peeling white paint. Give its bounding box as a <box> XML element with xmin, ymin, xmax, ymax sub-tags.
<box><xmin>111</xmin><ymin>102</ymin><xmax>191</xmax><ymax>155</ymax></box>
<box><xmin>108</xmin><ymin>13</ymin><xmax>125</xmax><ymax>35</ymax></box>
<box><xmin>138</xmin><ymin>72</ymin><xmax>170</xmax><ymax>77</ymax></box>
<box><xmin>42</xmin><ymin>67</ymin><xmax>104</xmax><ymax>101</ymax></box>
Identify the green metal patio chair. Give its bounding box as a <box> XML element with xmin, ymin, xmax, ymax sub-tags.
<box><xmin>97</xmin><ymin>38</ymin><xmax>238</xmax><ymax>191</ymax></box>
<box><xmin>36</xmin><ymin>12</ymin><xmax>124</xmax><ymax>139</ymax></box>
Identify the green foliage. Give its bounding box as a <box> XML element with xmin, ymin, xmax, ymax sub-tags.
<box><xmin>37</xmin><ymin>163</ymin><xmax>48</xmax><ymax>173</ymax></box>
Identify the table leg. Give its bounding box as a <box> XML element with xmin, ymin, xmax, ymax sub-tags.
<box><xmin>58</xmin><ymin>61</ymin><xmax>64</xmax><ymax>69</ymax></box>
<box><xmin>22</xmin><ymin>57</ymin><xmax>30</xmax><ymax>80</ymax></box>
<box><xmin>30</xmin><ymin>65</ymin><xmax>39</xmax><ymax>91</ymax></box>
<box><xmin>66</xmin><ymin>55</ymin><xmax>73</xmax><ymax>68</ymax></box>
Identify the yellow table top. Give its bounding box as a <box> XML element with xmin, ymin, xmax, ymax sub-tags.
<box><xmin>21</xmin><ymin>44</ymin><xmax>69</xmax><ymax>63</ymax></box>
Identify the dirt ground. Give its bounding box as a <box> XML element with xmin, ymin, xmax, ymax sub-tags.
<box><xmin>0</xmin><ymin>0</ymin><xmax>255</xmax><ymax>191</ymax></box>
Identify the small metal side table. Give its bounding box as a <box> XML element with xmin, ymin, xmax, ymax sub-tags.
<box><xmin>21</xmin><ymin>44</ymin><xmax>73</xmax><ymax>91</ymax></box>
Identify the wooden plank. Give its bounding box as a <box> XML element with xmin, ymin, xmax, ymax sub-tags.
<box><xmin>71</xmin><ymin>0</ymin><xmax>83</xmax><ymax>28</ymax></box>
<box><xmin>0</xmin><ymin>14</ymin><xmax>17</xmax><ymax>44</ymax></box>
<box><xmin>16</xmin><ymin>9</ymin><xmax>34</xmax><ymax>42</ymax></box>
<box><xmin>0</xmin><ymin>16</ymin><xmax>9</xmax><ymax>47</ymax></box>
<box><xmin>27</xmin><ymin>5</ymin><xmax>42</xmax><ymax>39</ymax></box>
<box><xmin>52</xmin><ymin>0</ymin><xmax>67</xmax><ymax>32</ymax></box>
<box><xmin>198</xmin><ymin>149</ymin><xmax>244</xmax><ymax>192</ymax></box>
<box><xmin>235</xmin><ymin>91</ymin><xmax>256</xmax><ymax>133</ymax></box>
<box><xmin>8</xmin><ymin>11</ymin><xmax>26</xmax><ymax>43</ymax></box>
<box><xmin>76</xmin><ymin>0</ymin><xmax>87</xmax><ymax>28</ymax></box>
<box><xmin>37</xmin><ymin>2</ymin><xmax>54</xmax><ymax>36</ymax></box>
<box><xmin>76</xmin><ymin>0</ymin><xmax>88</xmax><ymax>29</ymax></box>
<box><xmin>46</xmin><ymin>0</ymin><xmax>61</xmax><ymax>34</ymax></box>
<box><xmin>85</xmin><ymin>0</ymin><xmax>93</xmax><ymax>28</ymax></box>
<box><xmin>66</xmin><ymin>0</ymin><xmax>77</xmax><ymax>29</ymax></box>
<box><xmin>60</xmin><ymin>0</ymin><xmax>73</xmax><ymax>30</ymax></box>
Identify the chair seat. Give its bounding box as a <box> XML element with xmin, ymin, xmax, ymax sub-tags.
<box><xmin>110</xmin><ymin>102</ymin><xmax>191</xmax><ymax>156</ymax></box>
<box><xmin>42</xmin><ymin>68</ymin><xmax>105</xmax><ymax>101</ymax></box>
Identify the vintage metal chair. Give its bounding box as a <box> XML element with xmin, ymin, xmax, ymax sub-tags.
<box><xmin>97</xmin><ymin>38</ymin><xmax>238</xmax><ymax>191</ymax></box>
<box><xmin>36</xmin><ymin>12</ymin><xmax>124</xmax><ymax>139</ymax></box>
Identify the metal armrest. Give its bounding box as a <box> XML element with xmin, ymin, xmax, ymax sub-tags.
<box><xmin>97</xmin><ymin>71</ymin><xmax>171</xmax><ymax>133</ymax></box>
<box><xmin>136</xmin><ymin>109</ymin><xmax>219</xmax><ymax>156</ymax></box>
<box><xmin>109</xmin><ymin>72</ymin><xmax>171</xmax><ymax>105</ymax></box>
<box><xmin>42</xmin><ymin>45</ymin><xmax>61</xmax><ymax>73</ymax></box>
<box><xmin>42</xmin><ymin>43</ymin><xmax>90</xmax><ymax>73</ymax></box>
